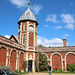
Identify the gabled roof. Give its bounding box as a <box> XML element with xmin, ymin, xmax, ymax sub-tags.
<box><xmin>10</xmin><ymin>35</ymin><xmax>20</xmax><ymax>43</ymax></box>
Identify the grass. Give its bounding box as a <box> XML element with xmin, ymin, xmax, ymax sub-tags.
<box><xmin>17</xmin><ymin>71</ymin><xmax>28</xmax><ymax>74</ymax></box>
<box><xmin>15</xmin><ymin>70</ymin><xmax>28</xmax><ymax>74</ymax></box>
<box><xmin>40</xmin><ymin>71</ymin><xmax>75</xmax><ymax>74</ymax></box>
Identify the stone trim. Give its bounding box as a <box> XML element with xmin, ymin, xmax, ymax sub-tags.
<box><xmin>65</xmin><ymin>52</ymin><xmax>75</xmax><ymax>71</ymax></box>
<box><xmin>50</xmin><ymin>52</ymin><xmax>63</xmax><ymax>70</ymax></box>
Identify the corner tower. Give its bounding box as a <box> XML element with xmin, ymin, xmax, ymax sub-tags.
<box><xmin>18</xmin><ymin>2</ymin><xmax>38</xmax><ymax>51</ymax></box>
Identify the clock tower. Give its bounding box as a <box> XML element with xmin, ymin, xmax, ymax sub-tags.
<box><xmin>18</xmin><ymin>2</ymin><xmax>38</xmax><ymax>51</ymax></box>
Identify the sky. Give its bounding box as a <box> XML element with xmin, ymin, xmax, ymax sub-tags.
<box><xmin>0</xmin><ymin>0</ymin><xmax>75</xmax><ymax>47</ymax></box>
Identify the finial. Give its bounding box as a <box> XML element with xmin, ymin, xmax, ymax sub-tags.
<box><xmin>28</xmin><ymin>0</ymin><xmax>30</xmax><ymax>9</ymax></box>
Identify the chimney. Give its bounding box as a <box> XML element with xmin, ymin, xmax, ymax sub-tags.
<box><xmin>63</xmin><ymin>39</ymin><xmax>66</xmax><ymax>47</ymax></box>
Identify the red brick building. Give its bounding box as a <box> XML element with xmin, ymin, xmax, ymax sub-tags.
<box><xmin>0</xmin><ymin>2</ymin><xmax>75</xmax><ymax>72</ymax></box>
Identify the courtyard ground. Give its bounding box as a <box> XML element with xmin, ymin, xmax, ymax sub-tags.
<box><xmin>23</xmin><ymin>73</ymin><xmax>75</xmax><ymax>75</ymax></box>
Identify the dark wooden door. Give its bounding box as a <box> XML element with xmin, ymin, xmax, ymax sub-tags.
<box><xmin>28</xmin><ymin>60</ymin><xmax>32</xmax><ymax>72</ymax></box>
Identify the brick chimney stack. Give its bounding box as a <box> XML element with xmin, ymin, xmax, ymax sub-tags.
<box><xmin>63</xmin><ymin>39</ymin><xmax>66</xmax><ymax>47</ymax></box>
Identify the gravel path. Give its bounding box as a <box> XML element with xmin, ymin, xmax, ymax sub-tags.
<box><xmin>23</xmin><ymin>73</ymin><xmax>75</xmax><ymax>75</ymax></box>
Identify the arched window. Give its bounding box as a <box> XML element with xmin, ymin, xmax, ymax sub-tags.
<box><xmin>23</xmin><ymin>34</ymin><xmax>25</xmax><ymax>44</ymax></box>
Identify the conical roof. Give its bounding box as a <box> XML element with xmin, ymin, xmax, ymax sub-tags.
<box><xmin>19</xmin><ymin>2</ymin><xmax>37</xmax><ymax>22</ymax></box>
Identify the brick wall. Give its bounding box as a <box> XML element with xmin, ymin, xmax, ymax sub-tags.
<box><xmin>29</xmin><ymin>32</ymin><xmax>33</xmax><ymax>46</ymax></box>
<box><xmin>10</xmin><ymin>50</ymin><xmax>16</xmax><ymax>71</ymax></box>
<box><xmin>0</xmin><ymin>48</ymin><xmax>6</xmax><ymax>66</ymax></box>
<box><xmin>19</xmin><ymin>52</ymin><xmax>24</xmax><ymax>70</ymax></box>
<box><xmin>52</xmin><ymin>54</ymin><xmax>62</xmax><ymax>70</ymax></box>
<box><xmin>66</xmin><ymin>53</ymin><xmax>75</xmax><ymax>65</ymax></box>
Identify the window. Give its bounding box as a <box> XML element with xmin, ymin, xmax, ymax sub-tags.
<box><xmin>23</xmin><ymin>34</ymin><xmax>25</xmax><ymax>44</ymax></box>
<box><xmin>23</xmin><ymin>24</ymin><xmax>25</xmax><ymax>31</ymax></box>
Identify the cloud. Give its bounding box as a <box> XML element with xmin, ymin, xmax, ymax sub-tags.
<box><xmin>64</xmin><ymin>24</ymin><xmax>74</xmax><ymax>30</ymax></box>
<box><xmin>61</xmin><ymin>14</ymin><xmax>75</xmax><ymax>24</ymax></box>
<box><xmin>55</xmin><ymin>26</ymin><xmax>62</xmax><ymax>29</ymax></box>
<box><xmin>31</xmin><ymin>4</ymin><xmax>42</xmax><ymax>14</ymax></box>
<box><xmin>9</xmin><ymin>0</ymin><xmax>28</xmax><ymax>8</ymax></box>
<box><xmin>8</xmin><ymin>0</ymin><xmax>42</xmax><ymax>14</ymax></box>
<box><xmin>44</xmin><ymin>25</ymin><xmax>49</xmax><ymax>27</ymax></box>
<box><xmin>37</xmin><ymin>36</ymin><xmax>63</xmax><ymax>47</ymax></box>
<box><xmin>61</xmin><ymin>14</ymin><xmax>75</xmax><ymax>30</ymax></box>
<box><xmin>62</xmin><ymin>34</ymin><xmax>69</xmax><ymax>38</ymax></box>
<box><xmin>46</xmin><ymin>14</ymin><xmax>59</xmax><ymax>23</ymax></box>
<box><xmin>5</xmin><ymin>35</ymin><xmax>10</xmax><ymax>38</ymax></box>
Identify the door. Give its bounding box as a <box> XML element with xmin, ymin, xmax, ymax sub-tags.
<box><xmin>28</xmin><ymin>60</ymin><xmax>32</xmax><ymax>72</ymax></box>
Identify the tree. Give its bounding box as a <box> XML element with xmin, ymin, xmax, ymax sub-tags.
<box><xmin>35</xmin><ymin>52</ymin><xmax>48</xmax><ymax>72</ymax></box>
<box><xmin>37</xmin><ymin>44</ymin><xmax>45</xmax><ymax>48</ymax></box>
<box><xmin>22</xmin><ymin>60</ymin><xmax>27</xmax><ymax>71</ymax></box>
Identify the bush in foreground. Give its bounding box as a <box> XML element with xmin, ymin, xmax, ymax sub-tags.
<box><xmin>67</xmin><ymin>64</ymin><xmax>75</xmax><ymax>72</ymax></box>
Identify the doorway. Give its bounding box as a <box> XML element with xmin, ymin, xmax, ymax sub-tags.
<box><xmin>28</xmin><ymin>60</ymin><xmax>32</xmax><ymax>72</ymax></box>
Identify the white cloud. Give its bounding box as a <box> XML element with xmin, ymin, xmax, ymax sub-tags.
<box><xmin>64</xmin><ymin>24</ymin><xmax>74</xmax><ymax>30</ymax></box>
<box><xmin>61</xmin><ymin>14</ymin><xmax>75</xmax><ymax>24</ymax></box>
<box><xmin>8</xmin><ymin>0</ymin><xmax>42</xmax><ymax>14</ymax></box>
<box><xmin>9</xmin><ymin>0</ymin><xmax>28</xmax><ymax>8</ymax></box>
<box><xmin>55</xmin><ymin>26</ymin><xmax>62</xmax><ymax>29</ymax></box>
<box><xmin>5</xmin><ymin>35</ymin><xmax>10</xmax><ymax>38</ymax></box>
<box><xmin>37</xmin><ymin>36</ymin><xmax>63</xmax><ymax>47</ymax></box>
<box><xmin>62</xmin><ymin>34</ymin><xmax>69</xmax><ymax>38</ymax></box>
<box><xmin>31</xmin><ymin>4</ymin><xmax>42</xmax><ymax>14</ymax></box>
<box><xmin>44</xmin><ymin>25</ymin><xmax>49</xmax><ymax>27</ymax></box>
<box><xmin>46</xmin><ymin>14</ymin><xmax>59</xmax><ymax>23</ymax></box>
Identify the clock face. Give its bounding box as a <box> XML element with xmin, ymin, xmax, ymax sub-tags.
<box><xmin>29</xmin><ymin>26</ymin><xmax>34</xmax><ymax>31</ymax></box>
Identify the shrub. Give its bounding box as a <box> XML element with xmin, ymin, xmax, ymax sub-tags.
<box><xmin>22</xmin><ymin>60</ymin><xmax>27</xmax><ymax>71</ymax></box>
<box><xmin>67</xmin><ymin>64</ymin><xmax>75</xmax><ymax>72</ymax></box>
<box><xmin>19</xmin><ymin>70</ymin><xmax>21</xmax><ymax>73</ymax></box>
<box><xmin>15</xmin><ymin>70</ymin><xmax>18</xmax><ymax>73</ymax></box>
<box><xmin>53</xmin><ymin>68</ymin><xmax>57</xmax><ymax>72</ymax></box>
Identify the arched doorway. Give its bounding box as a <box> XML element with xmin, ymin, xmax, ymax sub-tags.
<box><xmin>19</xmin><ymin>52</ymin><xmax>24</xmax><ymax>70</ymax></box>
<box><xmin>10</xmin><ymin>50</ymin><xmax>16</xmax><ymax>71</ymax></box>
<box><xmin>52</xmin><ymin>54</ymin><xmax>62</xmax><ymax>70</ymax></box>
<box><xmin>0</xmin><ymin>47</ymin><xmax>7</xmax><ymax>66</ymax></box>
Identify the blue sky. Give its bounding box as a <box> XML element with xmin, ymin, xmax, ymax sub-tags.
<box><xmin>0</xmin><ymin>0</ymin><xmax>75</xmax><ymax>47</ymax></box>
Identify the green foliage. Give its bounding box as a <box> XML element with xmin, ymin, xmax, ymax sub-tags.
<box><xmin>19</xmin><ymin>70</ymin><xmax>21</xmax><ymax>73</ymax></box>
<box><xmin>15</xmin><ymin>70</ymin><xmax>18</xmax><ymax>73</ymax></box>
<box><xmin>39</xmin><ymin>53</ymin><xmax>48</xmax><ymax>71</ymax></box>
<box><xmin>53</xmin><ymin>68</ymin><xmax>57</xmax><ymax>72</ymax></box>
<box><xmin>35</xmin><ymin>58</ymin><xmax>39</xmax><ymax>72</ymax></box>
<box><xmin>37</xmin><ymin>44</ymin><xmax>45</xmax><ymax>48</ymax></box>
<box><xmin>22</xmin><ymin>60</ymin><xmax>27</xmax><ymax>71</ymax></box>
<box><xmin>35</xmin><ymin>52</ymin><xmax>48</xmax><ymax>72</ymax></box>
<box><xmin>0</xmin><ymin>66</ymin><xmax>11</xmax><ymax>69</ymax></box>
<box><xmin>15</xmin><ymin>70</ymin><xmax>28</xmax><ymax>74</ymax></box>
<box><xmin>67</xmin><ymin>64</ymin><xmax>75</xmax><ymax>72</ymax></box>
